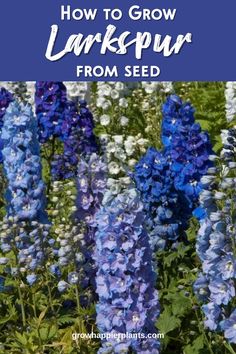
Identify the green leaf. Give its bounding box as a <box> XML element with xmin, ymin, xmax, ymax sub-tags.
<box><xmin>39</xmin><ymin>326</ymin><xmax>49</xmax><ymax>341</ymax></box>
<box><xmin>15</xmin><ymin>332</ymin><xmax>28</xmax><ymax>346</ymax></box>
<box><xmin>57</xmin><ymin>315</ymin><xmax>76</xmax><ymax>325</ymax></box>
<box><xmin>171</xmin><ymin>294</ymin><xmax>192</xmax><ymax>317</ymax></box>
<box><xmin>39</xmin><ymin>324</ymin><xmax>57</xmax><ymax>341</ymax></box>
<box><xmin>196</xmin><ymin>120</ymin><xmax>211</xmax><ymax>131</ymax></box>
<box><xmin>38</xmin><ymin>308</ymin><xmax>47</xmax><ymax>326</ymax></box>
<box><xmin>0</xmin><ymin>315</ymin><xmax>14</xmax><ymax>325</ymax></box>
<box><xmin>48</xmin><ymin>324</ymin><xmax>57</xmax><ymax>339</ymax></box>
<box><xmin>157</xmin><ymin>308</ymin><xmax>181</xmax><ymax>334</ymax></box>
<box><xmin>163</xmin><ymin>252</ymin><xmax>178</xmax><ymax>267</ymax></box>
<box><xmin>93</xmin><ymin>125</ymin><xmax>107</xmax><ymax>136</ymax></box>
<box><xmin>184</xmin><ymin>335</ymin><xmax>205</xmax><ymax>354</ymax></box>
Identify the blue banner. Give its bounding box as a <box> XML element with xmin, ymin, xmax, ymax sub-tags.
<box><xmin>0</xmin><ymin>0</ymin><xmax>235</xmax><ymax>80</ymax></box>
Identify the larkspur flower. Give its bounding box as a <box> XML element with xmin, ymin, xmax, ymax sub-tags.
<box><xmin>225</xmin><ymin>82</ymin><xmax>236</xmax><ymax>122</ymax></box>
<box><xmin>25</xmin><ymin>82</ymin><xmax>36</xmax><ymax>106</ymax></box>
<box><xmin>58</xmin><ymin>280</ymin><xmax>69</xmax><ymax>292</ymax></box>
<box><xmin>0</xmin><ymin>82</ymin><xmax>34</xmax><ymax>104</ymax></box>
<box><xmin>49</xmin><ymin>264</ymin><xmax>61</xmax><ymax>278</ymax></box>
<box><xmin>0</xmin><ymin>81</ymin><xmax>40</xmax><ymax>107</ymax></box>
<box><xmin>142</xmin><ymin>82</ymin><xmax>173</xmax><ymax>95</ymax></box>
<box><xmin>51</xmin><ymin>99</ymin><xmax>98</xmax><ymax>180</ymax></box>
<box><xmin>0</xmin><ymin>101</ymin><xmax>50</xmax><ymax>279</ymax></box>
<box><xmin>221</xmin><ymin>309</ymin><xmax>236</xmax><ymax>343</ymax></box>
<box><xmin>26</xmin><ymin>274</ymin><xmax>37</xmax><ymax>286</ymax></box>
<box><xmin>96</xmin><ymin>82</ymin><xmax>137</xmax><ymax>112</ymax></box>
<box><xmin>162</xmin><ymin>95</ymin><xmax>214</xmax><ymax>206</ymax></box>
<box><xmin>134</xmin><ymin>147</ymin><xmax>192</xmax><ymax>251</ymax></box>
<box><xmin>103</xmin><ymin>134</ymin><xmax>148</xmax><ymax>181</ymax></box>
<box><xmin>0</xmin><ymin>87</ymin><xmax>14</xmax><ymax>163</ymax></box>
<box><xmin>0</xmin><ymin>275</ymin><xmax>11</xmax><ymax>293</ymax></box>
<box><xmin>0</xmin><ymin>87</ymin><xmax>14</xmax><ymax>123</ymax></box>
<box><xmin>94</xmin><ymin>183</ymin><xmax>160</xmax><ymax>353</ymax></box>
<box><xmin>120</xmin><ymin>116</ymin><xmax>129</xmax><ymax>126</ymax></box>
<box><xmin>194</xmin><ymin>127</ymin><xmax>236</xmax><ymax>342</ymax></box>
<box><xmin>100</xmin><ymin>114</ymin><xmax>110</xmax><ymax>126</ymax></box>
<box><xmin>55</xmin><ymin>154</ymin><xmax>107</xmax><ymax>304</ymax></box>
<box><xmin>134</xmin><ymin>95</ymin><xmax>213</xmax><ymax>251</ymax></box>
<box><xmin>35</xmin><ymin>81</ymin><xmax>67</xmax><ymax>143</ymax></box>
<box><xmin>64</xmin><ymin>82</ymin><xmax>91</xmax><ymax>103</ymax></box>
<box><xmin>202</xmin><ymin>302</ymin><xmax>221</xmax><ymax>331</ymax></box>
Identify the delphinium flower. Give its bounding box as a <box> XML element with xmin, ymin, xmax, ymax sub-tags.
<box><xmin>51</xmin><ymin>99</ymin><xmax>98</xmax><ymax>180</ymax></box>
<box><xmin>9</xmin><ymin>82</ymin><xmax>29</xmax><ymax>103</ymax></box>
<box><xmin>134</xmin><ymin>147</ymin><xmax>192</xmax><ymax>251</ymax></box>
<box><xmin>94</xmin><ymin>180</ymin><xmax>160</xmax><ymax>353</ymax></box>
<box><xmin>0</xmin><ymin>87</ymin><xmax>14</xmax><ymax>163</ymax></box>
<box><xmin>194</xmin><ymin>127</ymin><xmax>236</xmax><ymax>343</ymax></box>
<box><xmin>0</xmin><ymin>82</ymin><xmax>36</xmax><ymax>106</ymax></box>
<box><xmin>225</xmin><ymin>82</ymin><xmax>236</xmax><ymax>122</ymax></box>
<box><xmin>94</xmin><ymin>82</ymin><xmax>141</xmax><ymax>139</ymax></box>
<box><xmin>48</xmin><ymin>179</ymin><xmax>76</xmax><ymax>288</ymax></box>
<box><xmin>96</xmin><ymin>82</ymin><xmax>137</xmax><ymax>114</ymax></box>
<box><xmin>0</xmin><ymin>82</ymin><xmax>12</xmax><ymax>91</ymax></box>
<box><xmin>101</xmin><ymin>134</ymin><xmax>149</xmax><ymax>177</ymax></box>
<box><xmin>94</xmin><ymin>82</ymin><xmax>150</xmax><ymax>195</ymax></box>
<box><xmin>161</xmin><ymin>94</ymin><xmax>214</xmax><ymax>207</ymax></box>
<box><xmin>36</xmin><ymin>82</ymin><xmax>98</xmax><ymax>182</ymax></box>
<box><xmin>0</xmin><ymin>101</ymin><xmax>50</xmax><ymax>282</ymax></box>
<box><xmin>73</xmin><ymin>153</ymin><xmax>107</xmax><ymax>300</ymax></box>
<box><xmin>72</xmin><ymin>99</ymin><xmax>98</xmax><ymax>156</ymax></box>
<box><xmin>134</xmin><ymin>95</ymin><xmax>213</xmax><ymax>251</ymax></box>
<box><xmin>53</xmin><ymin>154</ymin><xmax>107</xmax><ymax>306</ymax></box>
<box><xmin>35</xmin><ymin>81</ymin><xmax>68</xmax><ymax>143</ymax></box>
<box><xmin>0</xmin><ymin>87</ymin><xmax>12</xmax><ymax>246</ymax></box>
<box><xmin>25</xmin><ymin>82</ymin><xmax>36</xmax><ymax>106</ymax></box>
<box><xmin>142</xmin><ymin>82</ymin><xmax>173</xmax><ymax>95</ymax></box>
<box><xmin>64</xmin><ymin>82</ymin><xmax>91</xmax><ymax>103</ymax></box>
<box><xmin>0</xmin><ymin>87</ymin><xmax>14</xmax><ymax>122</ymax></box>
<box><xmin>0</xmin><ymin>82</ymin><xmax>32</xmax><ymax>103</ymax></box>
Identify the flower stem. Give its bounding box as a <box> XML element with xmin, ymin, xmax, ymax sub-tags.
<box><xmin>18</xmin><ymin>285</ymin><xmax>26</xmax><ymax>328</ymax></box>
<box><xmin>223</xmin><ymin>341</ymin><xmax>236</xmax><ymax>354</ymax></box>
<box><xmin>32</xmin><ymin>292</ymin><xmax>37</xmax><ymax>318</ymax></box>
<box><xmin>194</xmin><ymin>304</ymin><xmax>214</xmax><ymax>354</ymax></box>
<box><xmin>46</xmin><ymin>274</ymin><xmax>54</xmax><ymax>313</ymax></box>
<box><xmin>75</xmin><ymin>286</ymin><xmax>80</xmax><ymax>314</ymax></box>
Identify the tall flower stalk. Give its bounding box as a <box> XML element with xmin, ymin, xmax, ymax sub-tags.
<box><xmin>194</xmin><ymin>127</ymin><xmax>236</xmax><ymax>344</ymax></box>
<box><xmin>161</xmin><ymin>95</ymin><xmax>214</xmax><ymax>206</ymax></box>
<box><xmin>55</xmin><ymin>154</ymin><xmax>107</xmax><ymax>307</ymax></box>
<box><xmin>35</xmin><ymin>81</ymin><xmax>68</xmax><ymax>143</ymax></box>
<box><xmin>134</xmin><ymin>95</ymin><xmax>214</xmax><ymax>251</ymax></box>
<box><xmin>51</xmin><ymin>98</ymin><xmax>98</xmax><ymax>180</ymax></box>
<box><xmin>134</xmin><ymin>147</ymin><xmax>191</xmax><ymax>251</ymax></box>
<box><xmin>0</xmin><ymin>87</ymin><xmax>14</xmax><ymax>163</ymax></box>
<box><xmin>0</xmin><ymin>101</ymin><xmax>50</xmax><ymax>284</ymax></box>
<box><xmin>94</xmin><ymin>181</ymin><xmax>160</xmax><ymax>353</ymax></box>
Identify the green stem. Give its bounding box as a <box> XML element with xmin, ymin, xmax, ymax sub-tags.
<box><xmin>18</xmin><ymin>285</ymin><xmax>26</xmax><ymax>328</ymax></box>
<box><xmin>194</xmin><ymin>304</ymin><xmax>214</xmax><ymax>354</ymax></box>
<box><xmin>47</xmin><ymin>137</ymin><xmax>56</xmax><ymax>196</ymax></box>
<box><xmin>46</xmin><ymin>273</ymin><xmax>54</xmax><ymax>313</ymax></box>
<box><xmin>32</xmin><ymin>292</ymin><xmax>37</xmax><ymax>318</ymax></box>
<box><xmin>223</xmin><ymin>342</ymin><xmax>236</xmax><ymax>354</ymax></box>
<box><xmin>75</xmin><ymin>286</ymin><xmax>80</xmax><ymax>314</ymax></box>
<box><xmin>75</xmin><ymin>286</ymin><xmax>83</xmax><ymax>339</ymax></box>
